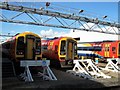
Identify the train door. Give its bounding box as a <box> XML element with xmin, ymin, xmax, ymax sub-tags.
<box><xmin>68</xmin><ymin>42</ymin><xmax>73</xmax><ymax>59</ymax></box>
<box><xmin>66</xmin><ymin>40</ymin><xmax>75</xmax><ymax>60</ymax></box>
<box><xmin>60</xmin><ymin>39</ymin><xmax>76</xmax><ymax>61</ymax></box>
<box><xmin>26</xmin><ymin>36</ymin><xmax>35</xmax><ymax>59</ymax></box>
<box><xmin>104</xmin><ymin>44</ymin><xmax>110</xmax><ymax>58</ymax></box>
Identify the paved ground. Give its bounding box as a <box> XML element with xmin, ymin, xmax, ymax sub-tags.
<box><xmin>1</xmin><ymin>57</ymin><xmax>120</xmax><ymax>90</ymax></box>
<box><xmin>2</xmin><ymin>67</ymin><xmax>120</xmax><ymax>90</ymax></box>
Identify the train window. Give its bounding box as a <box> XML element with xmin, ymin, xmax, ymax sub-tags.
<box><xmin>36</xmin><ymin>39</ymin><xmax>41</xmax><ymax>50</ymax></box>
<box><xmin>74</xmin><ymin>43</ymin><xmax>77</xmax><ymax>56</ymax></box>
<box><xmin>35</xmin><ymin>39</ymin><xmax>41</xmax><ymax>55</ymax></box>
<box><xmin>119</xmin><ymin>43</ymin><xmax>120</xmax><ymax>55</ymax></box>
<box><xmin>60</xmin><ymin>40</ymin><xmax>66</xmax><ymax>55</ymax></box>
<box><xmin>112</xmin><ymin>47</ymin><xmax>116</xmax><ymax>51</ymax></box>
<box><xmin>17</xmin><ymin>37</ymin><xmax>24</xmax><ymax>50</ymax></box>
<box><xmin>42</xmin><ymin>46</ymin><xmax>48</xmax><ymax>50</ymax></box>
<box><xmin>105</xmin><ymin>47</ymin><xmax>109</xmax><ymax>51</ymax></box>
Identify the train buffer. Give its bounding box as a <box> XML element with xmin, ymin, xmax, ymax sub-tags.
<box><xmin>67</xmin><ymin>59</ymin><xmax>111</xmax><ymax>79</ymax></box>
<box><xmin>103</xmin><ymin>59</ymin><xmax>120</xmax><ymax>72</ymax></box>
<box><xmin>20</xmin><ymin>60</ymin><xmax>57</xmax><ymax>82</ymax></box>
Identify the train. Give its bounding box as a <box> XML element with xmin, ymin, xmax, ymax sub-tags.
<box><xmin>2</xmin><ymin>31</ymin><xmax>42</xmax><ymax>61</ymax></box>
<box><xmin>42</xmin><ymin>37</ymin><xmax>78</xmax><ymax>68</ymax></box>
<box><xmin>2</xmin><ymin>31</ymin><xmax>79</xmax><ymax>68</ymax></box>
<box><xmin>2</xmin><ymin>31</ymin><xmax>42</xmax><ymax>75</ymax></box>
<box><xmin>77</xmin><ymin>40</ymin><xmax>120</xmax><ymax>62</ymax></box>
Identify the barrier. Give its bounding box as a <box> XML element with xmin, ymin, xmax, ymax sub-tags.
<box><xmin>20</xmin><ymin>60</ymin><xmax>57</xmax><ymax>82</ymax></box>
<box><xmin>67</xmin><ymin>59</ymin><xmax>111</xmax><ymax>79</ymax></box>
<box><xmin>104</xmin><ymin>59</ymin><xmax>120</xmax><ymax>72</ymax></box>
<box><xmin>67</xmin><ymin>60</ymin><xmax>92</xmax><ymax>79</ymax></box>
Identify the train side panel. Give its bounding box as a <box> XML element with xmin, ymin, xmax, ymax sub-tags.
<box><xmin>78</xmin><ymin>40</ymin><xmax>120</xmax><ymax>62</ymax></box>
<box><xmin>42</xmin><ymin>39</ymin><xmax>60</xmax><ymax>61</ymax></box>
<box><xmin>42</xmin><ymin>39</ymin><xmax>61</xmax><ymax>67</ymax></box>
<box><xmin>91</xmin><ymin>41</ymin><xmax>120</xmax><ymax>59</ymax></box>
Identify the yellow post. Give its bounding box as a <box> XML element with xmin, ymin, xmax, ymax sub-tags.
<box><xmin>82</xmin><ymin>56</ymin><xmax>84</xmax><ymax>60</ymax></box>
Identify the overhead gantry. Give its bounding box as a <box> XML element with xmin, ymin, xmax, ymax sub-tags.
<box><xmin>0</xmin><ymin>2</ymin><xmax>120</xmax><ymax>35</ymax></box>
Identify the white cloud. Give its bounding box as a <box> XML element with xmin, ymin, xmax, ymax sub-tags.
<box><xmin>64</xmin><ymin>30</ymin><xmax>118</xmax><ymax>42</ymax></box>
<box><xmin>63</xmin><ymin>23</ymin><xmax>119</xmax><ymax>42</ymax></box>
<box><xmin>40</xmin><ymin>23</ymin><xmax>119</xmax><ymax>42</ymax></box>
<box><xmin>40</xmin><ymin>29</ymin><xmax>67</xmax><ymax>38</ymax></box>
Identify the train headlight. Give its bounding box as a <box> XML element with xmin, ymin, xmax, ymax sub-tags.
<box><xmin>36</xmin><ymin>52</ymin><xmax>40</xmax><ymax>55</ymax></box>
<box><xmin>35</xmin><ymin>50</ymin><xmax>41</xmax><ymax>55</ymax></box>
<box><xmin>17</xmin><ymin>51</ymin><xmax>24</xmax><ymax>55</ymax></box>
<box><xmin>19</xmin><ymin>51</ymin><xmax>23</xmax><ymax>55</ymax></box>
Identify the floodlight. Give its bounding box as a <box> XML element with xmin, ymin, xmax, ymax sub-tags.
<box><xmin>103</xmin><ymin>15</ymin><xmax>107</xmax><ymax>19</ymax></box>
<box><xmin>79</xmin><ymin>10</ymin><xmax>84</xmax><ymax>13</ymax></box>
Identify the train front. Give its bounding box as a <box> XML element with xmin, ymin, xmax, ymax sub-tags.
<box><xmin>15</xmin><ymin>32</ymin><xmax>42</xmax><ymax>61</ymax></box>
<box><xmin>59</xmin><ymin>37</ymin><xmax>78</xmax><ymax>67</ymax></box>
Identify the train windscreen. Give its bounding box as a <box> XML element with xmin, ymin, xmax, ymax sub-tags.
<box><xmin>118</xmin><ymin>43</ymin><xmax>120</xmax><ymax>56</ymax></box>
<box><xmin>36</xmin><ymin>38</ymin><xmax>41</xmax><ymax>55</ymax></box>
<box><xmin>60</xmin><ymin>40</ymin><xmax>66</xmax><ymax>55</ymax></box>
<box><xmin>74</xmin><ymin>43</ymin><xmax>77</xmax><ymax>56</ymax></box>
<box><xmin>16</xmin><ymin>36</ymin><xmax>25</xmax><ymax>55</ymax></box>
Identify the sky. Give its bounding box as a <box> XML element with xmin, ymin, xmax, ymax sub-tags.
<box><xmin>0</xmin><ymin>2</ymin><xmax>119</xmax><ymax>42</ymax></box>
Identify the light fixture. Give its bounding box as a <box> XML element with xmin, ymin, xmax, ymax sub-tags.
<box><xmin>79</xmin><ymin>10</ymin><xmax>84</xmax><ymax>13</ymax></box>
<box><xmin>46</xmin><ymin>2</ymin><xmax>50</xmax><ymax>7</ymax></box>
<box><xmin>40</xmin><ymin>7</ymin><xmax>44</xmax><ymax>10</ymax></box>
<box><xmin>103</xmin><ymin>15</ymin><xmax>107</xmax><ymax>19</ymax></box>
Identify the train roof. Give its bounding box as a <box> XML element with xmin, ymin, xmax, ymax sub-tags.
<box><xmin>1</xmin><ymin>32</ymin><xmax>41</xmax><ymax>44</ymax></box>
<box><xmin>78</xmin><ymin>40</ymin><xmax>120</xmax><ymax>44</ymax></box>
<box><xmin>42</xmin><ymin>37</ymin><xmax>79</xmax><ymax>41</ymax></box>
<box><xmin>15</xmin><ymin>32</ymin><xmax>40</xmax><ymax>38</ymax></box>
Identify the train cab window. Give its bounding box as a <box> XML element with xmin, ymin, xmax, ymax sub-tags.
<box><xmin>60</xmin><ymin>40</ymin><xmax>66</xmax><ymax>55</ymax></box>
<box><xmin>17</xmin><ymin>37</ymin><xmax>25</xmax><ymax>55</ymax></box>
<box><xmin>36</xmin><ymin>39</ymin><xmax>41</xmax><ymax>49</ymax></box>
<box><xmin>35</xmin><ymin>39</ymin><xmax>41</xmax><ymax>54</ymax></box>
<box><xmin>112</xmin><ymin>47</ymin><xmax>116</xmax><ymax>51</ymax></box>
<box><xmin>42</xmin><ymin>46</ymin><xmax>48</xmax><ymax>50</ymax></box>
<box><xmin>74</xmin><ymin>43</ymin><xmax>77</xmax><ymax>56</ymax></box>
<box><xmin>17</xmin><ymin>37</ymin><xmax>24</xmax><ymax>50</ymax></box>
<box><xmin>118</xmin><ymin>43</ymin><xmax>120</xmax><ymax>55</ymax></box>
